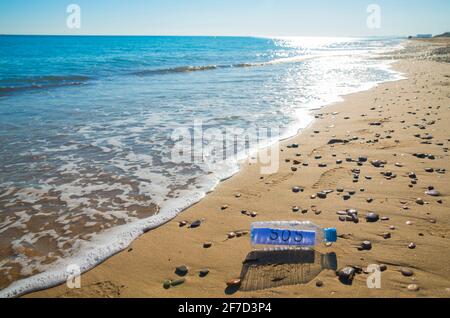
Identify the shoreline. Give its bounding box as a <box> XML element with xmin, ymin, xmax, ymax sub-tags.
<box><xmin>5</xmin><ymin>39</ymin><xmax>450</xmax><ymax>298</ymax></box>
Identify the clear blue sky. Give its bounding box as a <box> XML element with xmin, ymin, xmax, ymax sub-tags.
<box><xmin>1</xmin><ymin>0</ymin><xmax>449</xmax><ymax>36</ymax></box>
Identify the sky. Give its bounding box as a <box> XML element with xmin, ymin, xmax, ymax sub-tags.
<box><xmin>1</xmin><ymin>0</ymin><xmax>449</xmax><ymax>37</ymax></box>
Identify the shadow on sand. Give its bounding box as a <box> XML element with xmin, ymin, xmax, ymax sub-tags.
<box><xmin>229</xmin><ymin>249</ymin><xmax>337</xmax><ymax>293</ymax></box>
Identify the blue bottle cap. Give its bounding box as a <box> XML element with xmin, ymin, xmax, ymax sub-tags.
<box><xmin>324</xmin><ymin>228</ymin><xmax>337</xmax><ymax>242</ymax></box>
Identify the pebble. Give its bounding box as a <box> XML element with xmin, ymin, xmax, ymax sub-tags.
<box><xmin>292</xmin><ymin>186</ymin><xmax>303</xmax><ymax>193</ymax></box>
<box><xmin>408</xmin><ymin>242</ymin><xmax>416</xmax><ymax>249</ymax></box>
<box><xmin>163</xmin><ymin>280</ymin><xmax>171</xmax><ymax>289</ymax></box>
<box><xmin>366</xmin><ymin>212</ymin><xmax>380</xmax><ymax>223</ymax></box>
<box><xmin>292</xmin><ymin>206</ymin><xmax>300</xmax><ymax>212</ymax></box>
<box><xmin>408</xmin><ymin>172</ymin><xmax>417</xmax><ymax>179</ymax></box>
<box><xmin>221</xmin><ymin>205</ymin><xmax>229</xmax><ymax>210</ymax></box>
<box><xmin>415</xmin><ymin>198</ymin><xmax>424</xmax><ymax>205</ymax></box>
<box><xmin>371</xmin><ymin>160</ymin><xmax>384</xmax><ymax>168</ymax></box>
<box><xmin>227</xmin><ymin>232</ymin><xmax>236</xmax><ymax>239</ymax></box>
<box><xmin>179</xmin><ymin>221</ymin><xmax>188</xmax><ymax>227</ymax></box>
<box><xmin>315</xmin><ymin>280</ymin><xmax>324</xmax><ymax>287</ymax></box>
<box><xmin>203</xmin><ymin>242</ymin><xmax>212</xmax><ymax>248</ymax></box>
<box><xmin>226</xmin><ymin>279</ymin><xmax>241</xmax><ymax>287</ymax></box>
<box><xmin>337</xmin><ymin>267</ymin><xmax>356</xmax><ymax>285</ymax></box>
<box><xmin>360</xmin><ymin>241</ymin><xmax>372</xmax><ymax>250</ymax></box>
<box><xmin>317</xmin><ymin>191</ymin><xmax>327</xmax><ymax>199</ymax></box>
<box><xmin>199</xmin><ymin>269</ymin><xmax>210</xmax><ymax>277</ymax></box>
<box><xmin>358</xmin><ymin>156</ymin><xmax>368</xmax><ymax>163</ymax></box>
<box><xmin>401</xmin><ymin>269</ymin><xmax>414</xmax><ymax>277</ymax></box>
<box><xmin>425</xmin><ymin>190</ymin><xmax>440</xmax><ymax>197</ymax></box>
<box><xmin>407</xmin><ymin>284</ymin><xmax>420</xmax><ymax>292</ymax></box>
<box><xmin>175</xmin><ymin>265</ymin><xmax>189</xmax><ymax>276</ymax></box>
<box><xmin>381</xmin><ymin>232</ymin><xmax>391</xmax><ymax>239</ymax></box>
<box><xmin>171</xmin><ymin>278</ymin><xmax>186</xmax><ymax>287</ymax></box>
<box><xmin>189</xmin><ymin>220</ymin><xmax>202</xmax><ymax>228</ymax></box>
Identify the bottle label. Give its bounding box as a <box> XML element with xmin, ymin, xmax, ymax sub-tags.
<box><xmin>251</xmin><ymin>228</ymin><xmax>316</xmax><ymax>247</ymax></box>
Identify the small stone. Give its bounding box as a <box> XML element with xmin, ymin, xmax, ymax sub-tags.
<box><xmin>366</xmin><ymin>212</ymin><xmax>380</xmax><ymax>223</ymax></box>
<box><xmin>175</xmin><ymin>265</ymin><xmax>189</xmax><ymax>276</ymax></box>
<box><xmin>408</xmin><ymin>242</ymin><xmax>416</xmax><ymax>249</ymax></box>
<box><xmin>337</xmin><ymin>267</ymin><xmax>356</xmax><ymax>285</ymax></box>
<box><xmin>315</xmin><ymin>280</ymin><xmax>324</xmax><ymax>287</ymax></box>
<box><xmin>163</xmin><ymin>280</ymin><xmax>171</xmax><ymax>289</ymax></box>
<box><xmin>407</xmin><ymin>284</ymin><xmax>420</xmax><ymax>292</ymax></box>
<box><xmin>292</xmin><ymin>206</ymin><xmax>300</xmax><ymax>212</ymax></box>
<box><xmin>371</xmin><ymin>160</ymin><xmax>384</xmax><ymax>168</ymax></box>
<box><xmin>199</xmin><ymin>269</ymin><xmax>210</xmax><ymax>277</ymax></box>
<box><xmin>379</xmin><ymin>264</ymin><xmax>388</xmax><ymax>272</ymax></box>
<box><xmin>171</xmin><ymin>278</ymin><xmax>186</xmax><ymax>287</ymax></box>
<box><xmin>250</xmin><ymin>211</ymin><xmax>258</xmax><ymax>217</ymax></box>
<box><xmin>189</xmin><ymin>220</ymin><xmax>202</xmax><ymax>228</ymax></box>
<box><xmin>226</xmin><ymin>279</ymin><xmax>241</xmax><ymax>287</ymax></box>
<box><xmin>381</xmin><ymin>232</ymin><xmax>391</xmax><ymax>239</ymax></box>
<box><xmin>361</xmin><ymin>241</ymin><xmax>372</xmax><ymax>250</ymax></box>
<box><xmin>317</xmin><ymin>191</ymin><xmax>327</xmax><ymax>199</ymax></box>
<box><xmin>358</xmin><ymin>156</ymin><xmax>368</xmax><ymax>163</ymax></box>
<box><xmin>227</xmin><ymin>232</ymin><xmax>236</xmax><ymax>239</ymax></box>
<box><xmin>203</xmin><ymin>242</ymin><xmax>212</xmax><ymax>248</ymax></box>
<box><xmin>401</xmin><ymin>269</ymin><xmax>414</xmax><ymax>277</ymax></box>
<box><xmin>179</xmin><ymin>221</ymin><xmax>188</xmax><ymax>227</ymax></box>
<box><xmin>425</xmin><ymin>190</ymin><xmax>440</xmax><ymax>197</ymax></box>
<box><xmin>292</xmin><ymin>186</ymin><xmax>302</xmax><ymax>193</ymax></box>
<box><xmin>415</xmin><ymin>198</ymin><xmax>424</xmax><ymax>205</ymax></box>
<box><xmin>221</xmin><ymin>205</ymin><xmax>229</xmax><ymax>210</ymax></box>
<box><xmin>235</xmin><ymin>193</ymin><xmax>241</xmax><ymax>198</ymax></box>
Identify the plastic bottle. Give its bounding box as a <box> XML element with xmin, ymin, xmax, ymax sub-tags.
<box><xmin>250</xmin><ymin>221</ymin><xmax>337</xmax><ymax>250</ymax></box>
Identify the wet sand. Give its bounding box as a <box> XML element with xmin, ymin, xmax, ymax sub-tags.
<box><xmin>27</xmin><ymin>39</ymin><xmax>450</xmax><ymax>298</ymax></box>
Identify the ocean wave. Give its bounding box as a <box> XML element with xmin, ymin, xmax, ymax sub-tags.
<box><xmin>132</xmin><ymin>55</ymin><xmax>315</xmax><ymax>76</ymax></box>
<box><xmin>0</xmin><ymin>75</ymin><xmax>90</xmax><ymax>96</ymax></box>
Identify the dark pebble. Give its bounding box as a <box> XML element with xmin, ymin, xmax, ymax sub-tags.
<box><xmin>366</xmin><ymin>212</ymin><xmax>380</xmax><ymax>223</ymax></box>
<box><xmin>337</xmin><ymin>267</ymin><xmax>356</xmax><ymax>285</ymax></box>
<box><xmin>175</xmin><ymin>265</ymin><xmax>189</xmax><ymax>276</ymax></box>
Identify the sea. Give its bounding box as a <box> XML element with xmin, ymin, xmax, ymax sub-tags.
<box><xmin>0</xmin><ymin>35</ymin><xmax>405</xmax><ymax>297</ymax></box>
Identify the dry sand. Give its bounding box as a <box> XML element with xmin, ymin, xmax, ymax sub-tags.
<box><xmin>27</xmin><ymin>39</ymin><xmax>450</xmax><ymax>298</ymax></box>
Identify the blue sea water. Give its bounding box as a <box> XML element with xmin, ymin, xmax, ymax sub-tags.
<box><xmin>0</xmin><ymin>35</ymin><xmax>404</xmax><ymax>296</ymax></box>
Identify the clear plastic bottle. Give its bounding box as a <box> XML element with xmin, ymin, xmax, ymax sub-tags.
<box><xmin>250</xmin><ymin>221</ymin><xmax>337</xmax><ymax>250</ymax></box>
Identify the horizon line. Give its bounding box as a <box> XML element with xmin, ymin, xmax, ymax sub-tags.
<box><xmin>0</xmin><ymin>33</ymin><xmax>410</xmax><ymax>38</ymax></box>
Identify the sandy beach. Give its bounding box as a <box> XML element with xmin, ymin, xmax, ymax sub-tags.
<box><xmin>26</xmin><ymin>38</ymin><xmax>450</xmax><ymax>298</ymax></box>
